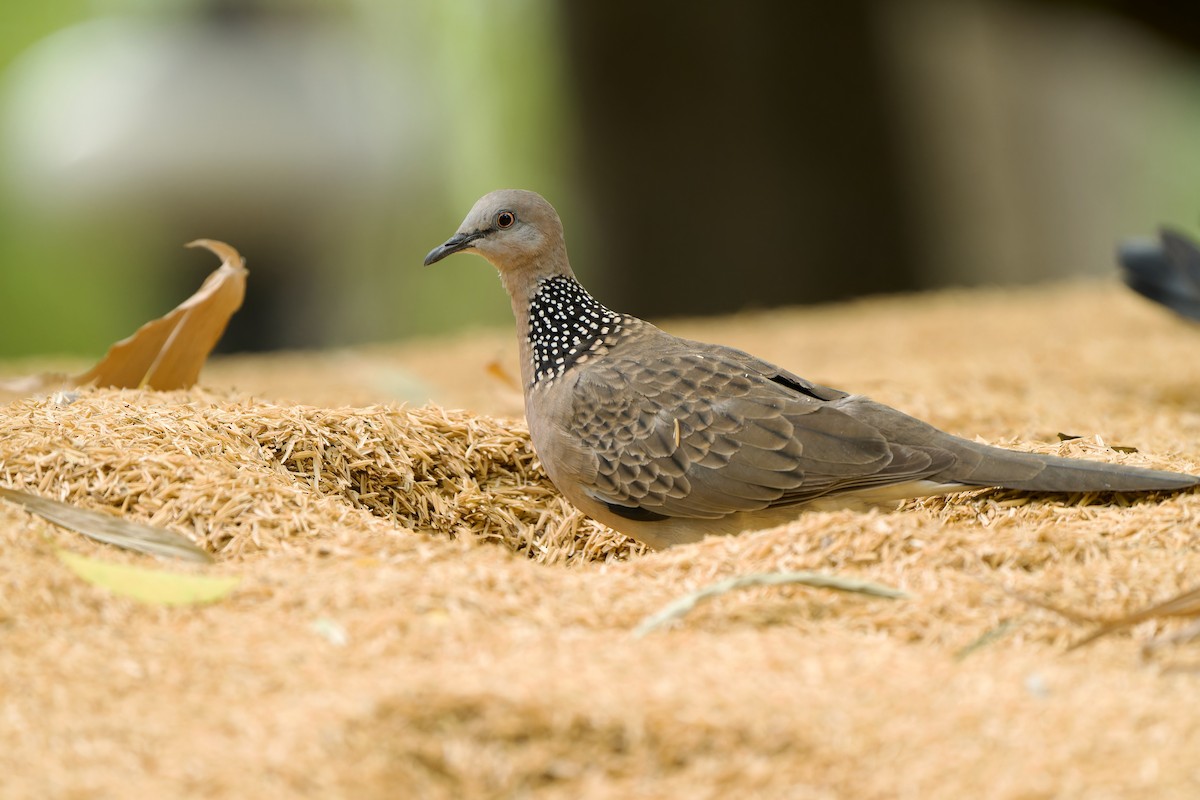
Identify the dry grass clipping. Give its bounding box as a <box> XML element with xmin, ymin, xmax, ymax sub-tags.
<box><xmin>0</xmin><ymin>389</ymin><xmax>641</xmax><ymax>565</ymax></box>
<box><xmin>4</xmin><ymin>281</ymin><xmax>1200</xmax><ymax>798</ymax></box>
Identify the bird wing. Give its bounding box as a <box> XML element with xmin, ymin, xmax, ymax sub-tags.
<box><xmin>565</xmin><ymin>339</ymin><xmax>954</xmax><ymax>520</ymax></box>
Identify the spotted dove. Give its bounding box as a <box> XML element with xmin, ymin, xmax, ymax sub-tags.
<box><xmin>425</xmin><ymin>190</ymin><xmax>1198</xmax><ymax>548</ymax></box>
<box><xmin>1119</xmin><ymin>227</ymin><xmax>1200</xmax><ymax>321</ymax></box>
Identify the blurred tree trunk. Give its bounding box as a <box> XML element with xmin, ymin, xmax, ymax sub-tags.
<box><xmin>560</xmin><ymin>2</ymin><xmax>920</xmax><ymax>318</ymax></box>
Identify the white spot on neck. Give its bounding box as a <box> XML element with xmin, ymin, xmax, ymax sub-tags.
<box><xmin>527</xmin><ymin>276</ymin><xmax>625</xmax><ymax>385</ymax></box>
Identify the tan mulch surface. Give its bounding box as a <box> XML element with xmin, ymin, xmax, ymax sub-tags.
<box><xmin>3</xmin><ymin>280</ymin><xmax>1199</xmax><ymax>798</ymax></box>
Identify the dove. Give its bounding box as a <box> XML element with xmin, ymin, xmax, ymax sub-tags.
<box><xmin>425</xmin><ymin>190</ymin><xmax>1198</xmax><ymax>548</ymax></box>
<box><xmin>1118</xmin><ymin>227</ymin><xmax>1200</xmax><ymax>321</ymax></box>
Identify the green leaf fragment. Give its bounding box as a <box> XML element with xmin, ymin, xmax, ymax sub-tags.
<box><xmin>57</xmin><ymin>549</ymin><xmax>239</xmax><ymax>606</ymax></box>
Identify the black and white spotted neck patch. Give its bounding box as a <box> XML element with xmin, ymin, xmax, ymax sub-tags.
<box><xmin>527</xmin><ymin>276</ymin><xmax>627</xmax><ymax>385</ymax></box>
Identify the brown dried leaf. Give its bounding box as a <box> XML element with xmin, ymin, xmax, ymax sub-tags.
<box><xmin>75</xmin><ymin>240</ymin><xmax>247</xmax><ymax>390</ymax></box>
<box><xmin>485</xmin><ymin>358</ymin><xmax>520</xmax><ymax>391</ymax></box>
<box><xmin>1069</xmin><ymin>585</ymin><xmax>1200</xmax><ymax>650</ymax></box>
<box><xmin>1142</xmin><ymin>619</ymin><xmax>1200</xmax><ymax>658</ymax></box>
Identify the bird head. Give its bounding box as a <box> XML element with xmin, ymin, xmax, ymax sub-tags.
<box><xmin>423</xmin><ymin>189</ymin><xmax>568</xmax><ymax>280</ymax></box>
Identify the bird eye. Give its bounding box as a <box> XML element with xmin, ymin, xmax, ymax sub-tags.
<box><xmin>496</xmin><ymin>211</ymin><xmax>516</xmax><ymax>229</ymax></box>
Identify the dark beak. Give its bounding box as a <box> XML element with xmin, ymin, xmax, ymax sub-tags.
<box><xmin>423</xmin><ymin>230</ymin><xmax>485</xmax><ymax>266</ymax></box>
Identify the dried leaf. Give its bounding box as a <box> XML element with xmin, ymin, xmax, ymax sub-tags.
<box><xmin>1142</xmin><ymin>619</ymin><xmax>1200</xmax><ymax>657</ymax></box>
<box><xmin>76</xmin><ymin>239</ymin><xmax>247</xmax><ymax>390</ymax></box>
<box><xmin>485</xmin><ymin>358</ymin><xmax>520</xmax><ymax>391</ymax></box>
<box><xmin>57</xmin><ymin>549</ymin><xmax>238</xmax><ymax>606</ymax></box>
<box><xmin>1070</xmin><ymin>585</ymin><xmax>1200</xmax><ymax>650</ymax></box>
<box><xmin>0</xmin><ymin>486</ymin><xmax>212</xmax><ymax>563</ymax></box>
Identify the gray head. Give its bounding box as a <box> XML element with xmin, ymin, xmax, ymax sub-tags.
<box><xmin>423</xmin><ymin>190</ymin><xmax>571</xmax><ymax>283</ymax></box>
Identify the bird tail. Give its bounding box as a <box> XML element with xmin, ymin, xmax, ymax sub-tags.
<box><xmin>844</xmin><ymin>396</ymin><xmax>1199</xmax><ymax>493</ymax></box>
<box><xmin>935</xmin><ymin>437</ymin><xmax>1199</xmax><ymax>492</ymax></box>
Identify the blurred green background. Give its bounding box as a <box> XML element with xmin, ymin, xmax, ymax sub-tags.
<box><xmin>1</xmin><ymin>0</ymin><xmax>1200</xmax><ymax>358</ymax></box>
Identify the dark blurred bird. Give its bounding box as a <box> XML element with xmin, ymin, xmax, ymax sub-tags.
<box><xmin>1118</xmin><ymin>228</ymin><xmax>1200</xmax><ymax>320</ymax></box>
<box><xmin>426</xmin><ymin>191</ymin><xmax>1199</xmax><ymax>549</ymax></box>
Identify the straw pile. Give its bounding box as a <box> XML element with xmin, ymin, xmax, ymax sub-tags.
<box><xmin>0</xmin><ymin>391</ymin><xmax>639</xmax><ymax>563</ymax></box>
<box><xmin>3</xmin><ymin>280</ymin><xmax>1200</xmax><ymax>798</ymax></box>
